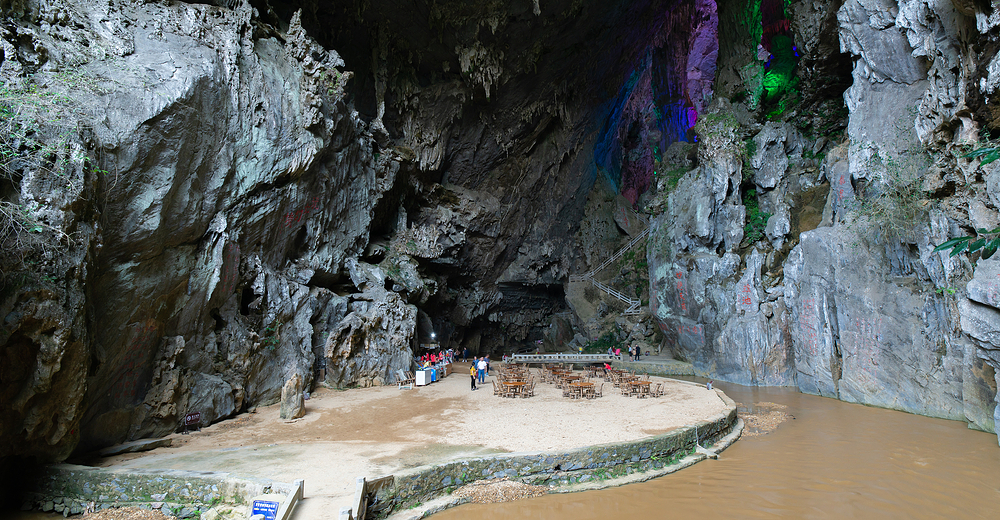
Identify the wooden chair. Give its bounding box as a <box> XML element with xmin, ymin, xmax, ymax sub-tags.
<box><xmin>396</xmin><ymin>369</ymin><xmax>414</xmax><ymax>389</ymax></box>
<box><xmin>492</xmin><ymin>380</ymin><xmax>501</xmax><ymax>396</ymax></box>
<box><xmin>593</xmin><ymin>383</ymin><xmax>604</xmax><ymax>398</ymax></box>
<box><xmin>620</xmin><ymin>382</ymin><xmax>633</xmax><ymax>397</ymax></box>
<box><xmin>522</xmin><ymin>379</ymin><xmax>536</xmax><ymax>398</ymax></box>
<box><xmin>651</xmin><ymin>382</ymin><xmax>663</xmax><ymax>397</ymax></box>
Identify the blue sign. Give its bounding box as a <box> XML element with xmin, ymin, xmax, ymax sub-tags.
<box><xmin>251</xmin><ymin>500</ymin><xmax>279</xmax><ymax>520</ymax></box>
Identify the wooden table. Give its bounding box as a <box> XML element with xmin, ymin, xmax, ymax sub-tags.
<box><xmin>568</xmin><ymin>381</ymin><xmax>593</xmax><ymax>399</ymax></box>
<box><xmin>631</xmin><ymin>380</ymin><xmax>651</xmax><ymax>397</ymax></box>
<box><xmin>503</xmin><ymin>381</ymin><xmax>527</xmax><ymax>397</ymax></box>
<box><xmin>560</xmin><ymin>375</ymin><xmax>581</xmax><ymax>388</ymax></box>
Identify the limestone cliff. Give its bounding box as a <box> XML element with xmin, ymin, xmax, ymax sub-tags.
<box><xmin>646</xmin><ymin>0</ymin><xmax>1000</xmax><ymax>444</ymax></box>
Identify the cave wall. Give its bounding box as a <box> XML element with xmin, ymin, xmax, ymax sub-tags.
<box><xmin>0</xmin><ymin>0</ymin><xmax>411</xmax><ymax>458</ymax></box>
<box><xmin>0</xmin><ymin>0</ymin><xmax>725</xmax><ymax>461</ymax></box>
<box><xmin>646</xmin><ymin>0</ymin><xmax>1000</xmax><ymax>443</ymax></box>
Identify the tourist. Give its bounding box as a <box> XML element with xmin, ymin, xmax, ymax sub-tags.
<box><xmin>462</xmin><ymin>347</ymin><xmax>468</xmax><ymax>362</ymax></box>
<box><xmin>485</xmin><ymin>356</ymin><xmax>491</xmax><ymax>376</ymax></box>
<box><xmin>614</xmin><ymin>347</ymin><xmax>621</xmax><ymax>359</ymax></box>
<box><xmin>707</xmin><ymin>380</ymin><xmax>713</xmax><ymax>390</ymax></box>
<box><xmin>477</xmin><ymin>357</ymin><xmax>487</xmax><ymax>383</ymax></box>
<box><xmin>470</xmin><ymin>363</ymin><xmax>477</xmax><ymax>390</ymax></box>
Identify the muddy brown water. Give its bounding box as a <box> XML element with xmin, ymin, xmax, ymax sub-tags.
<box><xmin>433</xmin><ymin>382</ymin><xmax>1000</xmax><ymax>519</ymax></box>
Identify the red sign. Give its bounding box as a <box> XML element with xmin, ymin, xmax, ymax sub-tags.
<box><xmin>184</xmin><ymin>412</ymin><xmax>201</xmax><ymax>426</ymax></box>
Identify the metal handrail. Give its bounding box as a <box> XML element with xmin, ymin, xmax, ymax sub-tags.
<box><xmin>569</xmin><ymin>227</ymin><xmax>648</xmax><ymax>315</ymax></box>
<box><xmin>572</xmin><ymin>227</ymin><xmax>649</xmax><ymax>282</ymax></box>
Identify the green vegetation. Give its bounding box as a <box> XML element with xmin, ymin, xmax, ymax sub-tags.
<box><xmin>0</xmin><ymin>71</ymin><xmax>105</xmax><ymax>290</ymax></box>
<box><xmin>319</xmin><ymin>69</ymin><xmax>352</xmax><ymax>99</ymax></box>
<box><xmin>584</xmin><ymin>324</ymin><xmax>622</xmax><ymax>354</ymax></box>
<box><xmin>850</xmin><ymin>149</ymin><xmax>929</xmax><ymax>243</ymax></box>
<box><xmin>743</xmin><ymin>138</ymin><xmax>757</xmax><ymax>163</ymax></box>
<box><xmin>933</xmin><ymin>141</ymin><xmax>1000</xmax><ymax>256</ymax></box>
<box><xmin>963</xmin><ymin>142</ymin><xmax>1000</xmax><ymax>166</ymax></box>
<box><xmin>802</xmin><ymin>148</ymin><xmax>825</xmax><ymax>162</ymax></box>
<box><xmin>655</xmin><ymin>163</ymin><xmax>688</xmax><ymax>194</ymax></box>
<box><xmin>935</xmin><ymin>227</ymin><xmax>1000</xmax><ymax>259</ymax></box>
<box><xmin>742</xmin><ymin>189</ymin><xmax>771</xmax><ymax>245</ymax></box>
<box><xmin>262</xmin><ymin>321</ymin><xmax>282</xmax><ymax>351</ymax></box>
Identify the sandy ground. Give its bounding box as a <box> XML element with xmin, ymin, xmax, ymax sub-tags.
<box><xmin>96</xmin><ymin>363</ymin><xmax>729</xmax><ymax>519</ymax></box>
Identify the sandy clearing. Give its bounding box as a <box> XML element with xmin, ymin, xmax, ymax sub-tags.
<box><xmin>96</xmin><ymin>363</ymin><xmax>729</xmax><ymax>518</ymax></box>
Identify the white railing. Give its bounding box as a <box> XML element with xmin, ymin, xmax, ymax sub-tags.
<box><xmin>591</xmin><ymin>279</ymin><xmax>642</xmax><ymax>314</ymax></box>
<box><xmin>570</xmin><ymin>226</ymin><xmax>648</xmax><ymax>315</ymax></box>
<box><xmin>510</xmin><ymin>353</ymin><xmax>621</xmax><ymax>364</ymax></box>
<box><xmin>571</xmin><ymin>227</ymin><xmax>650</xmax><ymax>282</ymax></box>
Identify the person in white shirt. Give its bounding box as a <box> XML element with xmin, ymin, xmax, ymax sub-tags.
<box><xmin>476</xmin><ymin>357</ymin><xmax>487</xmax><ymax>383</ymax></box>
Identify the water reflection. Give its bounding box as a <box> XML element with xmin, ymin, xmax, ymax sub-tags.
<box><xmin>433</xmin><ymin>381</ymin><xmax>1000</xmax><ymax>519</ymax></box>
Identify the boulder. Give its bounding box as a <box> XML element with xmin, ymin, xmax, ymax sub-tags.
<box><xmin>280</xmin><ymin>374</ymin><xmax>305</xmax><ymax>421</ymax></box>
<box><xmin>188</xmin><ymin>373</ymin><xmax>236</xmax><ymax>426</ymax></box>
<box><xmin>325</xmin><ymin>289</ymin><xmax>416</xmax><ymax>388</ymax></box>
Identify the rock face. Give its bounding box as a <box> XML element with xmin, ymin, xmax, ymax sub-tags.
<box><xmin>1</xmin><ymin>0</ymin><xmax>410</xmax><ymax>458</ymax></box>
<box><xmin>785</xmin><ymin>225</ymin><xmax>964</xmax><ymax>418</ymax></box>
<box><xmin>645</xmin><ymin>0</ymin><xmax>1000</xmax><ymax>444</ymax></box>
<box><xmin>1</xmin><ymin>0</ymin><xmax>727</xmax><ymax>462</ymax></box>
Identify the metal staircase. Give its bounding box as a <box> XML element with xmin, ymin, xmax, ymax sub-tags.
<box><xmin>570</xmin><ymin>226</ymin><xmax>649</xmax><ymax>315</ymax></box>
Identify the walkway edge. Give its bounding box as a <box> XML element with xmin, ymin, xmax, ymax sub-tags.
<box><xmin>379</xmin><ymin>389</ymin><xmax>741</xmax><ymax>519</ymax></box>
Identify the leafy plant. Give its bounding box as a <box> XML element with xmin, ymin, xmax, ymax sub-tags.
<box><xmin>743</xmin><ymin>138</ymin><xmax>757</xmax><ymax>162</ymax></box>
<box><xmin>963</xmin><ymin>144</ymin><xmax>1000</xmax><ymax>166</ymax></box>
<box><xmin>934</xmin><ymin>227</ymin><xmax>1000</xmax><ymax>259</ymax></box>
<box><xmin>318</xmin><ymin>69</ymin><xmax>352</xmax><ymax>99</ymax></box>
<box><xmin>0</xmin><ymin>70</ymin><xmax>106</xmax><ymax>284</ymax></box>
<box><xmin>585</xmin><ymin>325</ymin><xmax>622</xmax><ymax>354</ymax></box>
<box><xmin>742</xmin><ymin>189</ymin><xmax>771</xmax><ymax>245</ymax></box>
<box><xmin>262</xmin><ymin>321</ymin><xmax>282</xmax><ymax>351</ymax></box>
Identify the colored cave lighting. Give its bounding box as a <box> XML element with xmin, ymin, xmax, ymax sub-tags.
<box><xmin>595</xmin><ymin>56</ymin><xmax>704</xmax><ymax>206</ymax></box>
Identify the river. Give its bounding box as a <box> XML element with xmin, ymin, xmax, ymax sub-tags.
<box><xmin>432</xmin><ymin>382</ymin><xmax>1000</xmax><ymax>519</ymax></box>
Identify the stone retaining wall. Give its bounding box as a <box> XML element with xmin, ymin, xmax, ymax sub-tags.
<box><xmin>24</xmin><ymin>464</ymin><xmax>294</xmax><ymax>518</ymax></box>
<box><xmin>612</xmin><ymin>360</ymin><xmax>696</xmax><ymax>376</ymax></box>
<box><xmin>377</xmin><ymin>389</ymin><xmax>737</xmax><ymax>517</ymax></box>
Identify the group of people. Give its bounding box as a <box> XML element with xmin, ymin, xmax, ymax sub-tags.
<box><xmin>469</xmin><ymin>356</ymin><xmax>491</xmax><ymax>390</ymax></box>
<box><xmin>606</xmin><ymin>343</ymin><xmax>643</xmax><ymax>361</ymax></box>
<box><xmin>419</xmin><ymin>349</ymin><xmax>453</xmax><ymax>368</ymax></box>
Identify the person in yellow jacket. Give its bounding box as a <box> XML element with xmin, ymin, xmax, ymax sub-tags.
<box><xmin>470</xmin><ymin>363</ymin><xmax>477</xmax><ymax>391</ymax></box>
